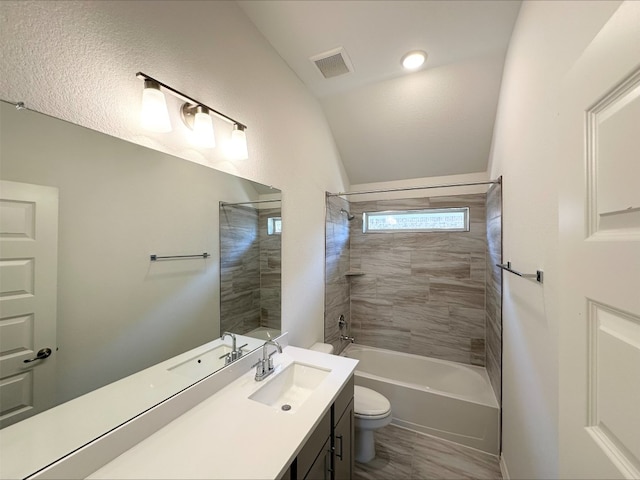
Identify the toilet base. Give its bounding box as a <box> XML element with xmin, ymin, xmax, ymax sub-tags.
<box><xmin>355</xmin><ymin>428</ymin><xmax>376</xmax><ymax>464</ymax></box>
<box><xmin>354</xmin><ymin>413</ymin><xmax>391</xmax><ymax>463</ymax></box>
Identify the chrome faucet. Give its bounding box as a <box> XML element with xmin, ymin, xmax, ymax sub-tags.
<box><xmin>340</xmin><ymin>335</ymin><xmax>355</xmax><ymax>343</ymax></box>
<box><xmin>220</xmin><ymin>332</ymin><xmax>248</xmax><ymax>365</ymax></box>
<box><xmin>254</xmin><ymin>339</ymin><xmax>283</xmax><ymax>381</ymax></box>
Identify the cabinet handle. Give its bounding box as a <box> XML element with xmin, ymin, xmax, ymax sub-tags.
<box><xmin>324</xmin><ymin>449</ymin><xmax>333</xmax><ymax>480</ymax></box>
<box><xmin>335</xmin><ymin>434</ymin><xmax>343</xmax><ymax>460</ymax></box>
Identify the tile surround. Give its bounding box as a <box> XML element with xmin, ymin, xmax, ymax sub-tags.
<box><xmin>485</xmin><ymin>182</ymin><xmax>502</xmax><ymax>405</ymax></box>
<box><xmin>348</xmin><ymin>194</ymin><xmax>488</xmax><ymax>366</ymax></box>
<box><xmin>324</xmin><ymin>195</ymin><xmax>353</xmax><ymax>353</ymax></box>
<box><xmin>324</xmin><ymin>189</ymin><xmax>502</xmax><ymax>376</ymax></box>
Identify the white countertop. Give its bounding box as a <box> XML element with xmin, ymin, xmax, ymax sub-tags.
<box><xmin>88</xmin><ymin>346</ymin><xmax>358</xmax><ymax>479</ymax></box>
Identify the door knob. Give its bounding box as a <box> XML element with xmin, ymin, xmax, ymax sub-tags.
<box><xmin>23</xmin><ymin>347</ymin><xmax>52</xmax><ymax>363</ymax></box>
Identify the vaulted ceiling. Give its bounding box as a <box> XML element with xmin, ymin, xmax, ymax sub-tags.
<box><xmin>238</xmin><ymin>0</ymin><xmax>521</xmax><ymax>184</ymax></box>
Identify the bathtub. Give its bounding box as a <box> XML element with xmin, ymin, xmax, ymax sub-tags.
<box><xmin>341</xmin><ymin>344</ymin><xmax>499</xmax><ymax>454</ymax></box>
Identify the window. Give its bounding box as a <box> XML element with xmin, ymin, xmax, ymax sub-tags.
<box><xmin>363</xmin><ymin>207</ymin><xmax>469</xmax><ymax>233</ymax></box>
<box><xmin>267</xmin><ymin>216</ymin><xmax>282</xmax><ymax>235</ymax></box>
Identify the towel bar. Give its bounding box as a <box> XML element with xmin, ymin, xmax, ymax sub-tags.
<box><xmin>497</xmin><ymin>262</ymin><xmax>543</xmax><ymax>284</ymax></box>
<box><xmin>150</xmin><ymin>253</ymin><xmax>209</xmax><ymax>261</ymax></box>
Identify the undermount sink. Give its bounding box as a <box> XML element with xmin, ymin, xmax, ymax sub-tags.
<box><xmin>169</xmin><ymin>345</ymin><xmax>236</xmax><ymax>380</ymax></box>
<box><xmin>249</xmin><ymin>362</ymin><xmax>330</xmax><ymax>412</ymax></box>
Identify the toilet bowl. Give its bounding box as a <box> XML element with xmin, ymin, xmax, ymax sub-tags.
<box><xmin>353</xmin><ymin>385</ymin><xmax>392</xmax><ymax>463</ymax></box>
<box><xmin>310</xmin><ymin>342</ymin><xmax>392</xmax><ymax>464</ymax></box>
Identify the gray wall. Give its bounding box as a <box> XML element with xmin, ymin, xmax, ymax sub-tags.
<box><xmin>347</xmin><ymin>194</ymin><xmax>488</xmax><ymax>366</ymax></box>
<box><xmin>485</xmin><ymin>182</ymin><xmax>502</xmax><ymax>402</ymax></box>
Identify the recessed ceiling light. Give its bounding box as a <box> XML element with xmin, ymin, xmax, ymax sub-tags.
<box><xmin>401</xmin><ymin>50</ymin><xmax>427</xmax><ymax>70</ymax></box>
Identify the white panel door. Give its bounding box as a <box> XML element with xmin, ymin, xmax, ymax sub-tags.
<box><xmin>558</xmin><ymin>2</ymin><xmax>640</xmax><ymax>478</ymax></box>
<box><xmin>0</xmin><ymin>180</ymin><xmax>58</xmax><ymax>428</ymax></box>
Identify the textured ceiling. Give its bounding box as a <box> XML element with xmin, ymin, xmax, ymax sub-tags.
<box><xmin>238</xmin><ymin>0</ymin><xmax>521</xmax><ymax>184</ymax></box>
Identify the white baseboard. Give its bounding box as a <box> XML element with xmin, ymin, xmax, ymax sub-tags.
<box><xmin>500</xmin><ymin>453</ymin><xmax>510</xmax><ymax>480</ymax></box>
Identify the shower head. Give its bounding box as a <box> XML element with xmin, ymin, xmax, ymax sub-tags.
<box><xmin>340</xmin><ymin>208</ymin><xmax>355</xmax><ymax>221</ymax></box>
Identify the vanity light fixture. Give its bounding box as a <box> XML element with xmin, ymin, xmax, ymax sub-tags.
<box><xmin>229</xmin><ymin>124</ymin><xmax>248</xmax><ymax>160</ymax></box>
<box><xmin>136</xmin><ymin>72</ymin><xmax>248</xmax><ymax>158</ymax></box>
<box><xmin>181</xmin><ymin>103</ymin><xmax>216</xmax><ymax>148</ymax></box>
<box><xmin>140</xmin><ymin>79</ymin><xmax>172</xmax><ymax>133</ymax></box>
<box><xmin>401</xmin><ymin>50</ymin><xmax>427</xmax><ymax>70</ymax></box>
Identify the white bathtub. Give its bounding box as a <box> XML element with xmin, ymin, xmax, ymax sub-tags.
<box><xmin>341</xmin><ymin>344</ymin><xmax>499</xmax><ymax>454</ymax></box>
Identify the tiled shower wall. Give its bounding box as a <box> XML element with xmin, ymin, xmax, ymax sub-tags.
<box><xmin>485</xmin><ymin>183</ymin><xmax>502</xmax><ymax>402</ymax></box>
<box><xmin>220</xmin><ymin>205</ymin><xmax>260</xmax><ymax>334</ymax></box>
<box><xmin>348</xmin><ymin>194</ymin><xmax>488</xmax><ymax>366</ymax></box>
<box><xmin>220</xmin><ymin>204</ymin><xmax>281</xmax><ymax>335</ymax></box>
<box><xmin>324</xmin><ymin>195</ymin><xmax>352</xmax><ymax>354</ymax></box>
<box><xmin>259</xmin><ymin>208</ymin><xmax>282</xmax><ymax>330</ymax></box>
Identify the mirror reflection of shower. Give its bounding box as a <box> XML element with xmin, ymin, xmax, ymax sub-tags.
<box><xmin>340</xmin><ymin>208</ymin><xmax>355</xmax><ymax>221</ymax></box>
<box><xmin>219</xmin><ymin>198</ymin><xmax>282</xmax><ymax>341</ymax></box>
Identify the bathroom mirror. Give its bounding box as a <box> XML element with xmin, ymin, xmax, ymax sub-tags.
<box><xmin>0</xmin><ymin>100</ymin><xmax>281</xmax><ymax>475</ymax></box>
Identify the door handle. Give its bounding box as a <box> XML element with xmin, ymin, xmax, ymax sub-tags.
<box><xmin>23</xmin><ymin>347</ymin><xmax>52</xmax><ymax>363</ymax></box>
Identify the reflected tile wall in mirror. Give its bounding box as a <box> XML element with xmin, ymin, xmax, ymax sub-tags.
<box><xmin>219</xmin><ymin>203</ymin><xmax>281</xmax><ymax>337</ymax></box>
<box><xmin>259</xmin><ymin>207</ymin><xmax>282</xmax><ymax>330</ymax></box>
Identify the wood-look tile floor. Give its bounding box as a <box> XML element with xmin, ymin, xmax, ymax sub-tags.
<box><xmin>353</xmin><ymin>424</ymin><xmax>502</xmax><ymax>480</ymax></box>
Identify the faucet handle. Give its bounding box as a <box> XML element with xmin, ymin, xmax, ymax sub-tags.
<box><xmin>252</xmin><ymin>358</ymin><xmax>265</xmax><ymax>370</ymax></box>
<box><xmin>253</xmin><ymin>358</ymin><xmax>268</xmax><ymax>380</ymax></box>
<box><xmin>218</xmin><ymin>352</ymin><xmax>233</xmax><ymax>365</ymax></box>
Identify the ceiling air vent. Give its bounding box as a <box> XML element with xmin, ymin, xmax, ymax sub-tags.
<box><xmin>310</xmin><ymin>47</ymin><xmax>354</xmax><ymax>79</ymax></box>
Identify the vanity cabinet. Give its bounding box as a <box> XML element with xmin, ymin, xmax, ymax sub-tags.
<box><xmin>296</xmin><ymin>409</ymin><xmax>331</xmax><ymax>479</ymax></box>
<box><xmin>333</xmin><ymin>398</ymin><xmax>353</xmax><ymax>480</ymax></box>
<box><xmin>288</xmin><ymin>375</ymin><xmax>354</xmax><ymax>480</ymax></box>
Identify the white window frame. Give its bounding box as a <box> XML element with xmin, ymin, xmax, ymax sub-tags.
<box><xmin>362</xmin><ymin>207</ymin><xmax>470</xmax><ymax>233</ymax></box>
<box><xmin>267</xmin><ymin>216</ymin><xmax>282</xmax><ymax>235</ymax></box>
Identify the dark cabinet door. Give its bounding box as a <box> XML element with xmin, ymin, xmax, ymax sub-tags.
<box><xmin>333</xmin><ymin>399</ymin><xmax>354</xmax><ymax>480</ymax></box>
<box><xmin>304</xmin><ymin>437</ymin><xmax>332</xmax><ymax>480</ymax></box>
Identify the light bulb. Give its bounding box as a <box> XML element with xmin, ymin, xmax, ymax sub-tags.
<box><xmin>191</xmin><ymin>107</ymin><xmax>216</xmax><ymax>148</ymax></box>
<box><xmin>140</xmin><ymin>80</ymin><xmax>171</xmax><ymax>132</ymax></box>
<box><xmin>401</xmin><ymin>51</ymin><xmax>427</xmax><ymax>70</ymax></box>
<box><xmin>229</xmin><ymin>124</ymin><xmax>248</xmax><ymax>160</ymax></box>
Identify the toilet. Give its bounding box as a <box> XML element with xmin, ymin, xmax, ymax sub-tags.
<box><xmin>352</xmin><ymin>385</ymin><xmax>392</xmax><ymax>463</ymax></box>
<box><xmin>311</xmin><ymin>343</ymin><xmax>392</xmax><ymax>463</ymax></box>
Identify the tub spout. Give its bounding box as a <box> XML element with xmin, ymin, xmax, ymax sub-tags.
<box><xmin>340</xmin><ymin>335</ymin><xmax>355</xmax><ymax>343</ymax></box>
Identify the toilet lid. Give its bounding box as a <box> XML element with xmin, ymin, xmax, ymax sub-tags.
<box><xmin>354</xmin><ymin>386</ymin><xmax>391</xmax><ymax>416</ymax></box>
